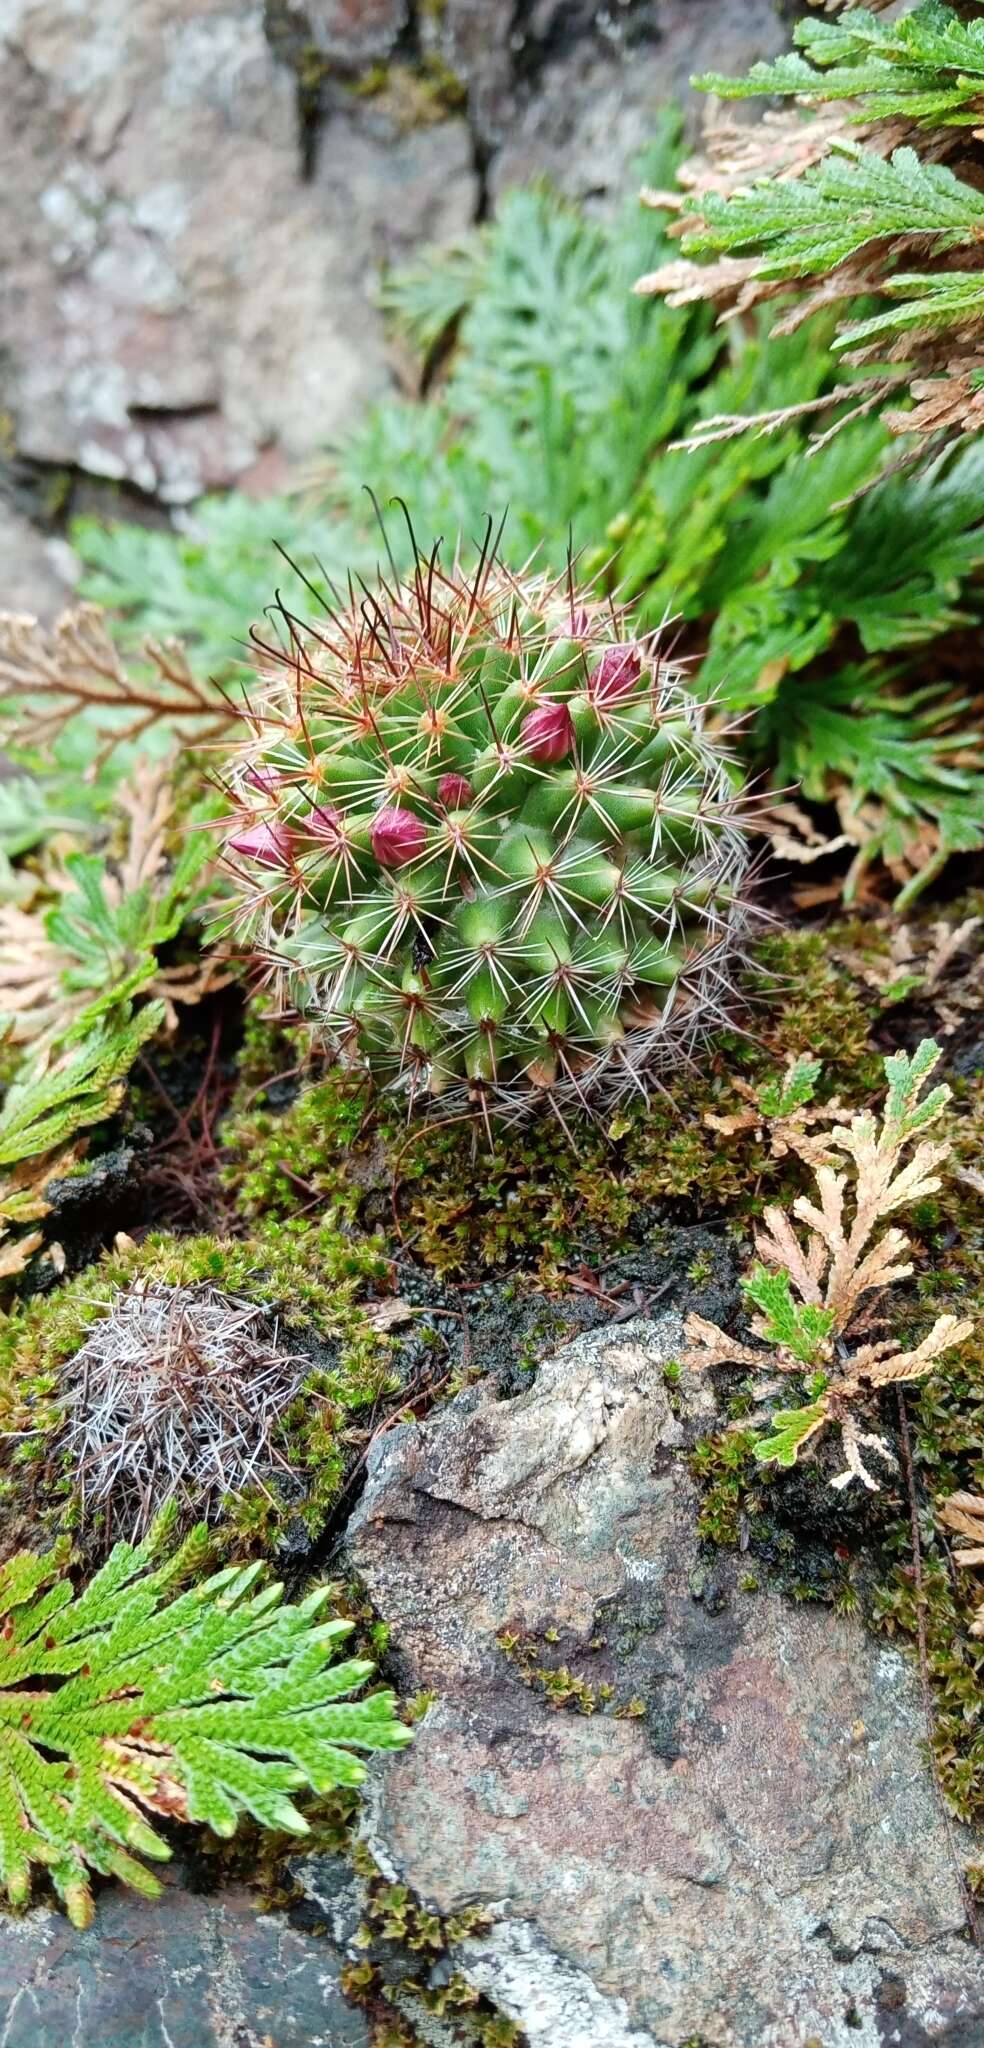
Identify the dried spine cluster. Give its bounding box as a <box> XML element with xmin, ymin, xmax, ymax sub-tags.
<box><xmin>60</xmin><ymin>1282</ymin><xmax>307</xmax><ymax>1537</ymax></box>
<box><xmin>220</xmin><ymin>537</ymin><xmax>751</xmax><ymax>1113</ymax></box>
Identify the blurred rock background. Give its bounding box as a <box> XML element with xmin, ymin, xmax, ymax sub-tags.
<box><xmin>0</xmin><ymin>0</ymin><xmax>788</xmax><ymax>615</ymax></box>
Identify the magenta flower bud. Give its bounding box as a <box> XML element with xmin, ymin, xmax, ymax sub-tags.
<box><xmin>305</xmin><ymin>802</ymin><xmax>344</xmax><ymax>844</ymax></box>
<box><xmin>371</xmin><ymin>805</ymin><xmax>428</xmax><ymax>868</ymax></box>
<box><xmin>587</xmin><ymin>644</ymin><xmax>642</xmax><ymax>706</ymax></box>
<box><xmin>226</xmin><ymin>818</ymin><xmax>294</xmax><ymax>869</ymax></box>
<box><xmin>244</xmin><ymin>764</ymin><xmax>283</xmax><ymax>794</ymax></box>
<box><xmin>437</xmin><ymin>773</ymin><xmax>475</xmax><ymax>810</ymax></box>
<box><xmin>521</xmin><ymin>699</ymin><xmax>574</xmax><ymax>764</ymax></box>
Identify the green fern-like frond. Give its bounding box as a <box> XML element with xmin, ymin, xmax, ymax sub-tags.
<box><xmin>758</xmin><ymin>1054</ymin><xmax>822</xmax><ymax>1118</ymax></box>
<box><xmin>753</xmin><ymin>1397</ymin><xmax>830</xmax><ymax>1469</ymax></box>
<box><xmin>642</xmin><ymin>2</ymin><xmax>984</xmax><ymax>457</ymax></box>
<box><xmin>0</xmin><ymin>1512</ymin><xmax>411</xmax><ymax>1926</ymax></box>
<box><xmin>835</xmin><ymin>268</ymin><xmax>984</xmax><ymax>346</ymax></box>
<box><xmin>379</xmin><ymin>221</ymin><xmax>492</xmax><ymax>355</ymax></box>
<box><xmin>766</xmin><ymin>663</ymin><xmax>984</xmax><ymax>906</ymax></box>
<box><xmin>695</xmin><ymin>434</ymin><xmax>984</xmax><ymax>707</ymax></box>
<box><xmin>684</xmin><ymin>142</ymin><xmax>984</xmax><ymax>280</ymax></box>
<box><xmin>0</xmin><ymin>1005</ymin><xmax>166</xmax><ymax>1167</ymax></box>
<box><xmin>46</xmin><ymin>835</ymin><xmax>212</xmax><ymax>1002</ymax></box>
<box><xmin>743</xmin><ymin>1267</ymin><xmax>836</xmax><ymax>1366</ymax></box>
<box><xmin>698</xmin><ymin>3</ymin><xmax>984</xmax><ymax>124</ymax></box>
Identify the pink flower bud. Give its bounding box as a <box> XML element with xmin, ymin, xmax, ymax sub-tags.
<box><xmin>587</xmin><ymin>644</ymin><xmax>642</xmax><ymax>706</ymax></box>
<box><xmin>245</xmin><ymin>764</ymin><xmax>284</xmax><ymax>794</ymax></box>
<box><xmin>520</xmin><ymin>699</ymin><xmax>574</xmax><ymax>764</ymax></box>
<box><xmin>305</xmin><ymin>803</ymin><xmax>344</xmax><ymax>844</ymax></box>
<box><xmin>371</xmin><ymin>805</ymin><xmax>428</xmax><ymax>868</ymax></box>
<box><xmin>437</xmin><ymin>773</ymin><xmax>475</xmax><ymax>811</ymax></box>
<box><xmin>226</xmin><ymin>818</ymin><xmax>294</xmax><ymax>869</ymax></box>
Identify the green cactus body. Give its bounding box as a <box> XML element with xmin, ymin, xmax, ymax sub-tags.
<box><xmin>222</xmin><ymin>544</ymin><xmax>751</xmax><ymax>1112</ymax></box>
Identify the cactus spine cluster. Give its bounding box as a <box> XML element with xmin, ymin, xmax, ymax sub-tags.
<box><xmin>222</xmin><ymin>532</ymin><xmax>751</xmax><ymax>1113</ymax></box>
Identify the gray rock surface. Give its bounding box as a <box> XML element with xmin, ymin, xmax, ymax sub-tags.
<box><xmin>488</xmin><ymin>0</ymin><xmax>788</xmax><ymax>204</ymax></box>
<box><xmin>0</xmin><ymin>0</ymin><xmax>789</xmax><ymax>510</ymax></box>
<box><xmin>0</xmin><ymin>1</ymin><xmax>475</xmax><ymax>502</ymax></box>
<box><xmin>349</xmin><ymin>1315</ymin><xmax>984</xmax><ymax>2048</ymax></box>
<box><xmin>0</xmin><ymin>500</ymin><xmax>76</xmax><ymax>616</ymax></box>
<box><xmin>0</xmin><ymin>1864</ymin><xmax>369</xmax><ymax>2048</ymax></box>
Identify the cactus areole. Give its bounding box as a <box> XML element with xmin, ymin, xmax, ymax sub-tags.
<box><xmin>222</xmin><ymin>535</ymin><xmax>751</xmax><ymax>1113</ymax></box>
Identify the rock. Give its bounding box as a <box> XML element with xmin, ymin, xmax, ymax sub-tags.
<box><xmin>304</xmin><ymin>0</ymin><xmax>409</xmax><ymax>68</ymax></box>
<box><xmin>425</xmin><ymin>0</ymin><xmax>789</xmax><ymax>197</ymax></box>
<box><xmin>0</xmin><ymin>1864</ymin><xmax>369</xmax><ymax>2047</ymax></box>
<box><xmin>349</xmin><ymin>1316</ymin><xmax>984</xmax><ymax>2048</ymax></box>
<box><xmin>0</xmin><ymin>2</ymin><xmax>476</xmax><ymax>501</ymax></box>
<box><xmin>0</xmin><ymin>500</ymin><xmax>77</xmax><ymax>617</ymax></box>
<box><xmin>0</xmin><ymin>0</ymin><xmax>790</xmax><ymax>516</ymax></box>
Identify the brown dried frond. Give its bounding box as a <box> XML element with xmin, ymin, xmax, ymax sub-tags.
<box><xmin>644</xmin><ymin>109</ymin><xmax>858</xmax><ymax>209</ymax></box>
<box><xmin>884</xmin><ymin>358</ymin><xmax>984</xmax><ymax>440</ymax></box>
<box><xmin>685</xmin><ymin>1040</ymin><xmax>974</xmax><ymax>1488</ymax></box>
<box><xmin>683</xmin><ymin>1312</ymin><xmax>764</xmax><ymax>1372</ymax></box>
<box><xmin>941</xmin><ymin>1491</ymin><xmax>984</xmax><ymax>1561</ymax></box>
<box><xmin>0</xmin><ymin>605</ymin><xmax>236</xmax><ymax>772</ymax></box>
<box><xmin>115</xmin><ymin>758</ymin><xmax>174</xmax><ymax>895</ymax></box>
<box><xmin>635</xmin><ymin>253</ymin><xmax>775</xmax><ymax>316</ymax></box>
<box><xmin>0</xmin><ymin>898</ymin><xmax>71</xmax><ymax>1045</ymax></box>
<box><xmin>669</xmin><ymin>372</ymin><xmax>906</xmax><ymax>456</ymax></box>
<box><xmin>0</xmin><ymin>758</ymin><xmax>229</xmax><ymax>1047</ymax></box>
<box><xmin>941</xmin><ymin>1492</ymin><xmax>984</xmax><ymax>1636</ymax></box>
<box><xmin>0</xmin><ymin>1142</ymin><xmax>85</xmax><ymax>1281</ymax></box>
<box><xmin>59</xmin><ymin>1281</ymin><xmax>311</xmax><ymax>1541</ymax></box>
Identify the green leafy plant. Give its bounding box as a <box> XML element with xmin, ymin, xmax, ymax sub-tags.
<box><xmin>764</xmin><ymin>657</ymin><xmax>984</xmax><ymax>905</ymax></box>
<box><xmin>758</xmin><ymin>1052</ymin><xmax>822</xmax><ymax>1118</ymax></box>
<box><xmin>69</xmin><ymin>118</ymin><xmax>984</xmax><ymax>901</ymax></box>
<box><xmin>42</xmin><ymin>825</ymin><xmax>214</xmax><ymax>1028</ymax></box>
<box><xmin>0</xmin><ymin>1005</ymin><xmax>165</xmax><ymax>1169</ymax></box>
<box><xmin>686</xmin><ymin>1039</ymin><xmax>973</xmax><ymax>1488</ymax></box>
<box><xmin>219</xmin><ymin>539</ymin><xmax>750</xmax><ymax>1113</ymax></box>
<box><xmin>0</xmin><ymin>1508</ymin><xmax>411</xmax><ymax>1926</ymax></box>
<box><xmin>639</xmin><ymin>0</ymin><xmax>984</xmax><ymax>449</ymax></box>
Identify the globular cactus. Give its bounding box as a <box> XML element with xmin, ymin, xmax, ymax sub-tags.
<box><xmin>221</xmin><ymin>533</ymin><xmax>752</xmax><ymax>1114</ymax></box>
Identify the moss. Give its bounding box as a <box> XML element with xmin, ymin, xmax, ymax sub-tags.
<box><xmin>220</xmin><ymin>927</ymin><xmax>883</xmax><ymax>1282</ymax></box>
<box><xmin>222</xmin><ymin>1069</ymin><xmax>370</xmax><ymax>1228</ymax></box>
<box><xmin>350</xmin><ymin>55</ymin><xmax>467</xmax><ymax>118</ymax></box>
<box><xmin>496</xmin><ymin>1625</ymin><xmax>654</xmax><ymax>1717</ymax></box>
<box><xmin>337</xmin><ymin>1854</ymin><xmax>521</xmax><ymax>2045</ymax></box>
<box><xmin>690</xmin><ymin>1430</ymin><xmax>759</xmax><ymax>1546</ymax></box>
<box><xmin>869</xmin><ymin>1066</ymin><xmax>984</xmax><ymax>1827</ymax></box>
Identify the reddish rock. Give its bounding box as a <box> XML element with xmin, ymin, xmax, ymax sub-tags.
<box><xmin>349</xmin><ymin>1317</ymin><xmax>984</xmax><ymax>2048</ymax></box>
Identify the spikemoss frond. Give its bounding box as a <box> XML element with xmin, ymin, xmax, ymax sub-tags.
<box><xmin>0</xmin><ymin>1515</ymin><xmax>411</xmax><ymax>1926</ymax></box>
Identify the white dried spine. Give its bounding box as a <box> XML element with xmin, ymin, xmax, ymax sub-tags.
<box><xmin>60</xmin><ymin>1282</ymin><xmax>307</xmax><ymax>1538</ymax></box>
